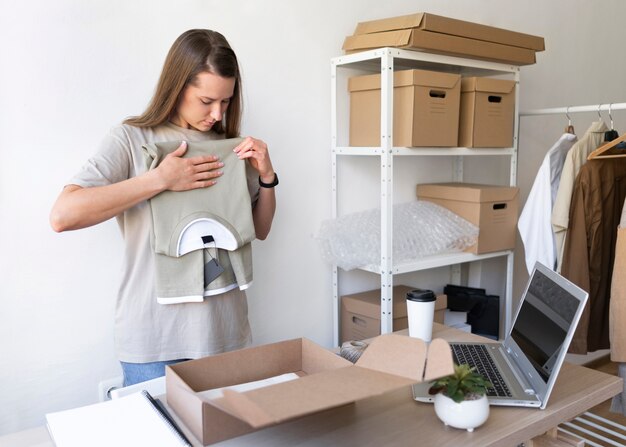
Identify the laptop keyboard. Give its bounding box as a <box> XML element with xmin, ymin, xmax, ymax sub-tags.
<box><xmin>451</xmin><ymin>344</ymin><xmax>513</xmax><ymax>398</ymax></box>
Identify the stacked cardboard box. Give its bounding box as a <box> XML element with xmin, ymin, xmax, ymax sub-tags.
<box><xmin>340</xmin><ymin>285</ymin><xmax>447</xmax><ymax>343</ymax></box>
<box><xmin>416</xmin><ymin>183</ymin><xmax>519</xmax><ymax>254</ymax></box>
<box><xmin>459</xmin><ymin>77</ymin><xmax>516</xmax><ymax>148</ymax></box>
<box><xmin>342</xmin><ymin>12</ymin><xmax>545</xmax><ymax>66</ymax></box>
<box><xmin>349</xmin><ymin>69</ymin><xmax>461</xmax><ymax>147</ymax></box>
<box><xmin>348</xmin><ymin>73</ymin><xmax>517</xmax><ymax>148</ymax></box>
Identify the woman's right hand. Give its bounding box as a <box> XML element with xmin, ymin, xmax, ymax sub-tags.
<box><xmin>50</xmin><ymin>141</ymin><xmax>225</xmax><ymax>232</ymax></box>
<box><xmin>155</xmin><ymin>141</ymin><xmax>224</xmax><ymax>191</ymax></box>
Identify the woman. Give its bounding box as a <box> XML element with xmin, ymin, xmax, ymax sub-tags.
<box><xmin>50</xmin><ymin>29</ymin><xmax>277</xmax><ymax>386</ymax></box>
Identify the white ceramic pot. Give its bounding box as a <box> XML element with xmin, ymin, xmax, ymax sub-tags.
<box><xmin>433</xmin><ymin>393</ymin><xmax>490</xmax><ymax>432</ymax></box>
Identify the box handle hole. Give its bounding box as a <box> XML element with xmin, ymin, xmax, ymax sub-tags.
<box><xmin>493</xmin><ymin>203</ymin><xmax>507</xmax><ymax>210</ymax></box>
<box><xmin>488</xmin><ymin>95</ymin><xmax>502</xmax><ymax>103</ymax></box>
<box><xmin>429</xmin><ymin>90</ymin><xmax>446</xmax><ymax>99</ymax></box>
<box><xmin>352</xmin><ymin>316</ymin><xmax>367</xmax><ymax>327</ymax></box>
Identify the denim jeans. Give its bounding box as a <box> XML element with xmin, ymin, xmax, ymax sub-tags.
<box><xmin>120</xmin><ymin>359</ymin><xmax>189</xmax><ymax>387</ymax></box>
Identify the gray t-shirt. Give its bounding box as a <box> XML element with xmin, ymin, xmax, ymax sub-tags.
<box><xmin>69</xmin><ymin>122</ymin><xmax>258</xmax><ymax>362</ymax></box>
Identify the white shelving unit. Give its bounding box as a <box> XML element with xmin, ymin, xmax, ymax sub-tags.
<box><xmin>330</xmin><ymin>47</ymin><xmax>520</xmax><ymax>347</ymax></box>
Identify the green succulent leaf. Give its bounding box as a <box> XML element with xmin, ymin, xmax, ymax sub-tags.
<box><xmin>429</xmin><ymin>363</ymin><xmax>493</xmax><ymax>402</ymax></box>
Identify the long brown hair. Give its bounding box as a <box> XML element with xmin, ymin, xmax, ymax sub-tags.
<box><xmin>124</xmin><ymin>29</ymin><xmax>242</xmax><ymax>137</ymax></box>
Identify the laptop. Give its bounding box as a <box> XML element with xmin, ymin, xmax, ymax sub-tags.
<box><xmin>412</xmin><ymin>262</ymin><xmax>588</xmax><ymax>409</ymax></box>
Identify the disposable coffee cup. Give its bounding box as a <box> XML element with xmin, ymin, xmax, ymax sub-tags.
<box><xmin>406</xmin><ymin>289</ymin><xmax>436</xmax><ymax>342</ymax></box>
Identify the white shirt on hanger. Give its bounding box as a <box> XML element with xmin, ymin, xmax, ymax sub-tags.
<box><xmin>518</xmin><ymin>133</ymin><xmax>577</xmax><ymax>274</ymax></box>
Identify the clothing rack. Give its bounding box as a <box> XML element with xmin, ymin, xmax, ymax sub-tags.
<box><xmin>520</xmin><ymin>102</ymin><xmax>626</xmax><ymax>117</ymax></box>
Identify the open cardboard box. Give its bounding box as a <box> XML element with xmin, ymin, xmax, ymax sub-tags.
<box><xmin>166</xmin><ymin>334</ymin><xmax>453</xmax><ymax>445</ymax></box>
<box><xmin>343</xmin><ymin>12</ymin><xmax>544</xmax><ymax>66</ymax></box>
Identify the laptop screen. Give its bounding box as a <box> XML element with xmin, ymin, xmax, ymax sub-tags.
<box><xmin>510</xmin><ymin>268</ymin><xmax>581</xmax><ymax>382</ymax></box>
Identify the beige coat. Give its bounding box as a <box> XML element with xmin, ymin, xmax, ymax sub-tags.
<box><xmin>611</xmin><ymin>221</ymin><xmax>626</xmax><ymax>361</ymax></box>
<box><xmin>552</xmin><ymin>121</ymin><xmax>607</xmax><ymax>272</ymax></box>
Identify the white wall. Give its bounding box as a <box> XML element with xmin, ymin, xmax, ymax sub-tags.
<box><xmin>2</xmin><ymin>0</ymin><xmax>626</xmax><ymax>435</ymax></box>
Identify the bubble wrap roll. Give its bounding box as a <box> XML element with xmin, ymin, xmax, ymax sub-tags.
<box><xmin>316</xmin><ymin>201</ymin><xmax>479</xmax><ymax>271</ymax></box>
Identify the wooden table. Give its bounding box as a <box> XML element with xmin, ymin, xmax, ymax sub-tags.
<box><xmin>1</xmin><ymin>324</ymin><xmax>622</xmax><ymax>447</ymax></box>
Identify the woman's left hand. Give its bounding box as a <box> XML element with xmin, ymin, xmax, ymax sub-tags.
<box><xmin>234</xmin><ymin>137</ymin><xmax>274</xmax><ymax>182</ymax></box>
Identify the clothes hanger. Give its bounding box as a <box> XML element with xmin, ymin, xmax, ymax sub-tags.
<box><xmin>587</xmin><ymin>132</ymin><xmax>626</xmax><ymax>160</ymax></box>
<box><xmin>564</xmin><ymin>106</ymin><xmax>575</xmax><ymax>134</ymax></box>
<box><xmin>604</xmin><ymin>103</ymin><xmax>620</xmax><ymax>141</ymax></box>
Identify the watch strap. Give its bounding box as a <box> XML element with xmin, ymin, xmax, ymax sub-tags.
<box><xmin>259</xmin><ymin>173</ymin><xmax>279</xmax><ymax>188</ymax></box>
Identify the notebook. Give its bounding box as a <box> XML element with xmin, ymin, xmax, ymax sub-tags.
<box><xmin>412</xmin><ymin>262</ymin><xmax>588</xmax><ymax>409</ymax></box>
<box><xmin>46</xmin><ymin>390</ymin><xmax>191</xmax><ymax>446</ymax></box>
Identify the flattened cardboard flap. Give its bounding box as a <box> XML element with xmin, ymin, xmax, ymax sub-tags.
<box><xmin>352</xmin><ymin>12</ymin><xmax>545</xmax><ymax>51</ymax></box>
<box><xmin>356</xmin><ymin>334</ymin><xmax>453</xmax><ymax>381</ymax></box>
<box><xmin>342</xmin><ymin>29</ymin><xmax>412</xmax><ymax>51</ymax></box>
<box><xmin>424</xmin><ymin>339</ymin><xmax>454</xmax><ymax>381</ymax></box>
<box><xmin>355</xmin><ymin>333</ymin><xmax>427</xmax><ymax>380</ymax></box>
<box><xmin>354</xmin><ymin>12</ymin><xmax>426</xmax><ymax>35</ymax></box>
<box><xmin>209</xmin><ymin>366</ymin><xmax>418</xmax><ymax>428</ymax></box>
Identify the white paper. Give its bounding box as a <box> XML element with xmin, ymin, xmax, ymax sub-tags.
<box><xmin>46</xmin><ymin>391</ymin><xmax>187</xmax><ymax>446</ymax></box>
<box><xmin>197</xmin><ymin>372</ymin><xmax>299</xmax><ymax>400</ymax></box>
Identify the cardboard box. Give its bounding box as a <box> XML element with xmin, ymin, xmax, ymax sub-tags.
<box><xmin>351</xmin><ymin>13</ymin><xmax>544</xmax><ymax>50</ymax></box>
<box><xmin>416</xmin><ymin>183</ymin><xmax>519</xmax><ymax>254</ymax></box>
<box><xmin>341</xmin><ymin>285</ymin><xmax>447</xmax><ymax>343</ymax></box>
<box><xmin>343</xmin><ymin>29</ymin><xmax>537</xmax><ymax>65</ymax></box>
<box><xmin>166</xmin><ymin>335</ymin><xmax>454</xmax><ymax>445</ymax></box>
<box><xmin>459</xmin><ymin>77</ymin><xmax>516</xmax><ymax>148</ymax></box>
<box><xmin>343</xmin><ymin>13</ymin><xmax>544</xmax><ymax>66</ymax></box>
<box><xmin>348</xmin><ymin>69</ymin><xmax>461</xmax><ymax>147</ymax></box>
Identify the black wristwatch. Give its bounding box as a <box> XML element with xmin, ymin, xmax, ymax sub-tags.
<box><xmin>259</xmin><ymin>173</ymin><xmax>279</xmax><ymax>188</ymax></box>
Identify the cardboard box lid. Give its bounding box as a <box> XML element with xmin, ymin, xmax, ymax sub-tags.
<box><xmin>343</xmin><ymin>29</ymin><xmax>537</xmax><ymax>66</ymax></box>
<box><xmin>196</xmin><ymin>335</ymin><xmax>453</xmax><ymax>428</ymax></box>
<box><xmin>461</xmin><ymin>77</ymin><xmax>516</xmax><ymax>94</ymax></box>
<box><xmin>348</xmin><ymin>69</ymin><xmax>460</xmax><ymax>92</ymax></box>
<box><xmin>417</xmin><ymin>182</ymin><xmax>519</xmax><ymax>203</ymax></box>
<box><xmin>344</xmin><ymin>28</ymin><xmax>413</xmax><ymax>51</ymax></box>
<box><xmin>352</xmin><ymin>12</ymin><xmax>545</xmax><ymax>51</ymax></box>
<box><xmin>342</xmin><ymin>285</ymin><xmax>412</xmax><ymax>319</ymax></box>
<box><xmin>343</xmin><ymin>286</ymin><xmax>446</xmax><ymax>319</ymax></box>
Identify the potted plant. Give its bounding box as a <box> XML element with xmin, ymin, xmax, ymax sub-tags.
<box><xmin>428</xmin><ymin>363</ymin><xmax>493</xmax><ymax>432</ymax></box>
